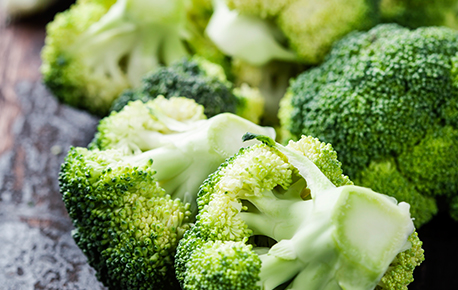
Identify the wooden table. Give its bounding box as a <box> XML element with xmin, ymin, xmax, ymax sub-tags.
<box><xmin>0</xmin><ymin>5</ymin><xmax>457</xmax><ymax>290</ymax></box>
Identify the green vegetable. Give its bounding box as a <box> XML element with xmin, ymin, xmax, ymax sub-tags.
<box><xmin>59</xmin><ymin>98</ymin><xmax>275</xmax><ymax>288</ymax></box>
<box><xmin>41</xmin><ymin>0</ymin><xmax>206</xmax><ymax>115</ymax></box>
<box><xmin>379</xmin><ymin>0</ymin><xmax>458</xmax><ymax>29</ymax></box>
<box><xmin>278</xmin><ymin>23</ymin><xmax>458</xmax><ymax>227</ymax></box>
<box><xmin>175</xmin><ymin>134</ymin><xmax>424</xmax><ymax>290</ymax></box>
<box><xmin>110</xmin><ymin>56</ymin><xmax>265</xmax><ymax>123</ymax></box>
<box><xmin>205</xmin><ymin>0</ymin><xmax>379</xmax><ymax>66</ymax></box>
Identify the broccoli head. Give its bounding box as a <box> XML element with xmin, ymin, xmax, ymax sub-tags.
<box><xmin>41</xmin><ymin>0</ymin><xmax>203</xmax><ymax>115</ymax></box>
<box><xmin>175</xmin><ymin>134</ymin><xmax>424</xmax><ymax>290</ymax></box>
<box><xmin>205</xmin><ymin>0</ymin><xmax>379</xmax><ymax>66</ymax></box>
<box><xmin>60</xmin><ymin>148</ymin><xmax>191</xmax><ymax>289</ymax></box>
<box><xmin>278</xmin><ymin>24</ymin><xmax>458</xmax><ymax>227</ymax></box>
<box><xmin>110</xmin><ymin>56</ymin><xmax>265</xmax><ymax>123</ymax></box>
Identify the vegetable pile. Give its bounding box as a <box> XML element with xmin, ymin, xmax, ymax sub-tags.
<box><xmin>37</xmin><ymin>0</ymin><xmax>458</xmax><ymax>289</ymax></box>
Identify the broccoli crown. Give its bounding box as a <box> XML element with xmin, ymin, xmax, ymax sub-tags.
<box><xmin>206</xmin><ymin>0</ymin><xmax>378</xmax><ymax>66</ymax></box>
<box><xmin>175</xmin><ymin>135</ymin><xmax>422</xmax><ymax>290</ymax></box>
<box><xmin>41</xmin><ymin>0</ymin><xmax>192</xmax><ymax>116</ymax></box>
<box><xmin>379</xmin><ymin>0</ymin><xmax>458</xmax><ymax>29</ymax></box>
<box><xmin>59</xmin><ymin>147</ymin><xmax>191</xmax><ymax>290</ymax></box>
<box><xmin>110</xmin><ymin>56</ymin><xmax>265</xmax><ymax>123</ymax></box>
<box><xmin>279</xmin><ymin>24</ymin><xmax>458</xmax><ymax>226</ymax></box>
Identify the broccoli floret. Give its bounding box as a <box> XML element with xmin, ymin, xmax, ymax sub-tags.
<box><xmin>60</xmin><ymin>102</ymin><xmax>275</xmax><ymax>288</ymax></box>
<box><xmin>279</xmin><ymin>24</ymin><xmax>458</xmax><ymax>227</ymax></box>
<box><xmin>60</xmin><ymin>148</ymin><xmax>191</xmax><ymax>289</ymax></box>
<box><xmin>91</xmin><ymin>96</ymin><xmax>208</xmax><ymax>155</ymax></box>
<box><xmin>175</xmin><ymin>134</ymin><xmax>423</xmax><ymax>290</ymax></box>
<box><xmin>205</xmin><ymin>0</ymin><xmax>379</xmax><ymax>66</ymax></box>
<box><xmin>110</xmin><ymin>56</ymin><xmax>265</xmax><ymax>123</ymax></box>
<box><xmin>41</xmin><ymin>0</ymin><xmax>195</xmax><ymax>115</ymax></box>
<box><xmin>379</xmin><ymin>0</ymin><xmax>458</xmax><ymax>29</ymax></box>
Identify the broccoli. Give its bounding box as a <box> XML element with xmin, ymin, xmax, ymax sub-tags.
<box><xmin>41</xmin><ymin>0</ymin><xmax>203</xmax><ymax>115</ymax></box>
<box><xmin>60</xmin><ymin>103</ymin><xmax>275</xmax><ymax>289</ymax></box>
<box><xmin>278</xmin><ymin>24</ymin><xmax>458</xmax><ymax>227</ymax></box>
<box><xmin>1</xmin><ymin>0</ymin><xmax>57</xmax><ymax>18</ymax></box>
<box><xmin>379</xmin><ymin>0</ymin><xmax>458</xmax><ymax>29</ymax></box>
<box><xmin>205</xmin><ymin>0</ymin><xmax>379</xmax><ymax>66</ymax></box>
<box><xmin>60</xmin><ymin>148</ymin><xmax>191</xmax><ymax>290</ymax></box>
<box><xmin>110</xmin><ymin>56</ymin><xmax>265</xmax><ymax>123</ymax></box>
<box><xmin>175</xmin><ymin>134</ymin><xmax>424</xmax><ymax>290</ymax></box>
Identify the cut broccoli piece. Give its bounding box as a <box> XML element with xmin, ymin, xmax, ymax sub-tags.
<box><xmin>60</xmin><ymin>103</ymin><xmax>275</xmax><ymax>288</ymax></box>
<box><xmin>110</xmin><ymin>56</ymin><xmax>265</xmax><ymax>123</ymax></box>
<box><xmin>175</xmin><ymin>134</ymin><xmax>423</xmax><ymax>290</ymax></box>
<box><xmin>41</xmin><ymin>0</ymin><xmax>196</xmax><ymax>115</ymax></box>
<box><xmin>279</xmin><ymin>24</ymin><xmax>458</xmax><ymax>226</ymax></box>
<box><xmin>60</xmin><ymin>148</ymin><xmax>191</xmax><ymax>289</ymax></box>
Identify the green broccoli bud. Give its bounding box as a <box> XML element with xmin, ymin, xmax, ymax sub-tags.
<box><xmin>279</xmin><ymin>23</ymin><xmax>458</xmax><ymax>226</ymax></box>
<box><xmin>175</xmin><ymin>134</ymin><xmax>422</xmax><ymax>290</ymax></box>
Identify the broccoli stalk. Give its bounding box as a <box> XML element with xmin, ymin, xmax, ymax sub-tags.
<box><xmin>206</xmin><ymin>0</ymin><xmax>298</xmax><ymax>66</ymax></box>
<box><xmin>175</xmin><ymin>134</ymin><xmax>423</xmax><ymax>290</ymax></box>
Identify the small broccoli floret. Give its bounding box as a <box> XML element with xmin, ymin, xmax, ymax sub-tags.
<box><xmin>90</xmin><ymin>96</ymin><xmax>207</xmax><ymax>154</ymax></box>
<box><xmin>183</xmin><ymin>240</ymin><xmax>262</xmax><ymax>289</ymax></box>
<box><xmin>205</xmin><ymin>0</ymin><xmax>378</xmax><ymax>66</ymax></box>
<box><xmin>59</xmin><ymin>148</ymin><xmax>191</xmax><ymax>289</ymax></box>
<box><xmin>110</xmin><ymin>56</ymin><xmax>265</xmax><ymax>123</ymax></box>
<box><xmin>379</xmin><ymin>0</ymin><xmax>458</xmax><ymax>29</ymax></box>
<box><xmin>41</xmin><ymin>0</ymin><xmax>193</xmax><ymax>115</ymax></box>
<box><xmin>279</xmin><ymin>24</ymin><xmax>458</xmax><ymax>226</ymax></box>
<box><xmin>175</xmin><ymin>134</ymin><xmax>422</xmax><ymax>290</ymax></box>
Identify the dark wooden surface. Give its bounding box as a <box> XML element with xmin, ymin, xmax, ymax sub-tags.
<box><xmin>0</xmin><ymin>6</ymin><xmax>457</xmax><ymax>290</ymax></box>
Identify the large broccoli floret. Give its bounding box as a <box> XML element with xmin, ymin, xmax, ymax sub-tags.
<box><xmin>205</xmin><ymin>0</ymin><xmax>379</xmax><ymax>66</ymax></box>
<box><xmin>60</xmin><ymin>148</ymin><xmax>191</xmax><ymax>289</ymax></box>
<box><xmin>175</xmin><ymin>134</ymin><xmax>424</xmax><ymax>290</ymax></box>
<box><xmin>41</xmin><ymin>0</ymin><xmax>208</xmax><ymax>115</ymax></box>
<box><xmin>278</xmin><ymin>24</ymin><xmax>458</xmax><ymax>227</ymax></box>
<box><xmin>60</xmin><ymin>101</ymin><xmax>275</xmax><ymax>288</ymax></box>
<box><xmin>379</xmin><ymin>0</ymin><xmax>458</xmax><ymax>29</ymax></box>
<box><xmin>110</xmin><ymin>56</ymin><xmax>265</xmax><ymax>123</ymax></box>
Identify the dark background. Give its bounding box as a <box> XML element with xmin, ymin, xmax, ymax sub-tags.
<box><xmin>0</xmin><ymin>2</ymin><xmax>457</xmax><ymax>289</ymax></box>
